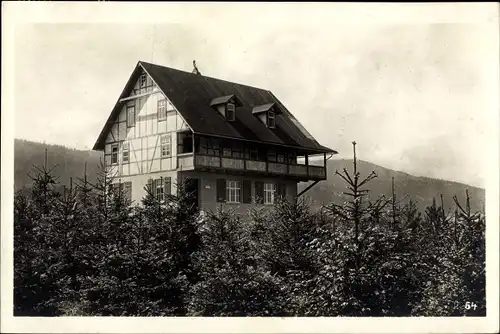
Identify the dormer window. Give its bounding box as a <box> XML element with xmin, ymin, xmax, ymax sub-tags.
<box><xmin>267</xmin><ymin>110</ymin><xmax>276</xmax><ymax>128</ymax></box>
<box><xmin>210</xmin><ymin>94</ymin><xmax>242</xmax><ymax>121</ymax></box>
<box><xmin>226</xmin><ymin>102</ymin><xmax>236</xmax><ymax>121</ymax></box>
<box><xmin>252</xmin><ymin>103</ymin><xmax>281</xmax><ymax>128</ymax></box>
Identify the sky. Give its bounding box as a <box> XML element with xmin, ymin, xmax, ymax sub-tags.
<box><xmin>9</xmin><ymin>3</ymin><xmax>499</xmax><ymax>188</ymax></box>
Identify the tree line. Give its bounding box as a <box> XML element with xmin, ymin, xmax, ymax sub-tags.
<box><xmin>14</xmin><ymin>144</ymin><xmax>485</xmax><ymax>316</ymax></box>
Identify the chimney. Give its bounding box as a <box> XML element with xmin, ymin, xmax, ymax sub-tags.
<box><xmin>192</xmin><ymin>60</ymin><xmax>202</xmax><ymax>75</ymax></box>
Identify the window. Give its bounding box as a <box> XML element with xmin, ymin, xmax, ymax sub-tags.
<box><xmin>149</xmin><ymin>177</ymin><xmax>171</xmax><ymax>202</ymax></box>
<box><xmin>223</xmin><ymin>147</ymin><xmax>232</xmax><ymax>157</ymax></box>
<box><xmin>161</xmin><ymin>135</ymin><xmax>171</xmax><ymax>157</ymax></box>
<box><xmin>111</xmin><ymin>144</ymin><xmax>119</xmax><ymax>164</ymax></box>
<box><xmin>127</xmin><ymin>104</ymin><xmax>136</xmax><ymax>127</ymax></box>
<box><xmin>139</xmin><ymin>74</ymin><xmax>147</xmax><ymax>88</ymax></box>
<box><xmin>156</xmin><ymin>181</ymin><xmax>164</xmax><ymax>202</ymax></box>
<box><xmin>267</xmin><ymin>150</ymin><xmax>277</xmax><ymax>162</ymax></box>
<box><xmin>226</xmin><ymin>180</ymin><xmax>241</xmax><ymax>203</ymax></box>
<box><xmin>111</xmin><ymin>182</ymin><xmax>132</xmax><ymax>202</ymax></box>
<box><xmin>122</xmin><ymin>142</ymin><xmax>129</xmax><ymax>163</ymax></box>
<box><xmin>267</xmin><ymin>111</ymin><xmax>276</xmax><ymax>128</ymax></box>
<box><xmin>199</xmin><ymin>136</ymin><xmax>217</xmax><ymax>156</ymax></box>
<box><xmin>158</xmin><ymin>99</ymin><xmax>167</xmax><ymax>121</ymax></box>
<box><xmin>231</xmin><ymin>146</ymin><xmax>243</xmax><ymax>159</ymax></box>
<box><xmin>226</xmin><ymin>103</ymin><xmax>236</xmax><ymax>121</ymax></box>
<box><xmin>264</xmin><ymin>183</ymin><xmax>276</xmax><ymax>204</ymax></box>
<box><xmin>249</xmin><ymin>148</ymin><xmax>258</xmax><ymax>160</ymax></box>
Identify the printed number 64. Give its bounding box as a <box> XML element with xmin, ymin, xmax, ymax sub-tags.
<box><xmin>465</xmin><ymin>302</ymin><xmax>477</xmax><ymax>310</ymax></box>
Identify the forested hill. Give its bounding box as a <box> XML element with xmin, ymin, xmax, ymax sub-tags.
<box><xmin>300</xmin><ymin>159</ymin><xmax>485</xmax><ymax>214</ymax></box>
<box><xmin>14</xmin><ymin>139</ymin><xmax>102</xmax><ymax>191</ymax></box>
<box><xmin>14</xmin><ymin>139</ymin><xmax>485</xmax><ymax>213</ymax></box>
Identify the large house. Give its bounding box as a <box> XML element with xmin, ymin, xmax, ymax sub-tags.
<box><xmin>92</xmin><ymin>61</ymin><xmax>337</xmax><ymax>213</ymax></box>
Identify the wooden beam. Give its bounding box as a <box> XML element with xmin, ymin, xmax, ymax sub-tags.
<box><xmin>119</xmin><ymin>90</ymin><xmax>156</xmax><ymax>103</ymax></box>
<box><xmin>324</xmin><ymin>152</ymin><xmax>327</xmax><ymax>175</ymax></box>
<box><xmin>297</xmin><ymin>180</ymin><xmax>320</xmax><ymax>197</ymax></box>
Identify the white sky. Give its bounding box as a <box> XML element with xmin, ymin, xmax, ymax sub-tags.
<box><xmin>8</xmin><ymin>3</ymin><xmax>499</xmax><ymax>188</ymax></box>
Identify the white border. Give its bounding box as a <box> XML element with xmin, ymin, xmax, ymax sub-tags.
<box><xmin>2</xmin><ymin>2</ymin><xmax>499</xmax><ymax>333</ymax></box>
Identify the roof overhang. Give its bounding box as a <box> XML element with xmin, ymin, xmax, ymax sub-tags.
<box><xmin>209</xmin><ymin>94</ymin><xmax>242</xmax><ymax>107</ymax></box>
<box><xmin>252</xmin><ymin>102</ymin><xmax>278</xmax><ymax>115</ymax></box>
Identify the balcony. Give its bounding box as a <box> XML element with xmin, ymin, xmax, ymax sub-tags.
<box><xmin>177</xmin><ymin>153</ymin><xmax>326</xmax><ymax>181</ymax></box>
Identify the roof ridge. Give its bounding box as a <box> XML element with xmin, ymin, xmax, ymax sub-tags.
<box><xmin>139</xmin><ymin>60</ymin><xmax>272</xmax><ymax>93</ymax></box>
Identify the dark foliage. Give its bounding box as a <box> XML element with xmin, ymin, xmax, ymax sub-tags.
<box><xmin>14</xmin><ymin>144</ymin><xmax>485</xmax><ymax>316</ymax></box>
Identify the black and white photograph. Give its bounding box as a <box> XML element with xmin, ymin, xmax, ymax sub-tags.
<box><xmin>1</xmin><ymin>2</ymin><xmax>499</xmax><ymax>333</ymax></box>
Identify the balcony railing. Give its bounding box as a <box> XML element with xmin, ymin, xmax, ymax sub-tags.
<box><xmin>179</xmin><ymin>153</ymin><xmax>326</xmax><ymax>180</ymax></box>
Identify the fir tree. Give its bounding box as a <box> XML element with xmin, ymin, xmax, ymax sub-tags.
<box><xmin>187</xmin><ymin>207</ymin><xmax>282</xmax><ymax>316</ymax></box>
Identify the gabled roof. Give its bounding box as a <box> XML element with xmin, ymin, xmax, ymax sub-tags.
<box><xmin>93</xmin><ymin>61</ymin><xmax>337</xmax><ymax>154</ymax></box>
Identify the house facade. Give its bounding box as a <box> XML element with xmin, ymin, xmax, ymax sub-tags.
<box><xmin>92</xmin><ymin>61</ymin><xmax>336</xmax><ymax>214</ymax></box>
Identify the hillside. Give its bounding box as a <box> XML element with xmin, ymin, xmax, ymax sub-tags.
<box><xmin>14</xmin><ymin>139</ymin><xmax>102</xmax><ymax>191</ymax></box>
<box><xmin>299</xmin><ymin>159</ymin><xmax>485</xmax><ymax>214</ymax></box>
<box><xmin>13</xmin><ymin>139</ymin><xmax>485</xmax><ymax>214</ymax></box>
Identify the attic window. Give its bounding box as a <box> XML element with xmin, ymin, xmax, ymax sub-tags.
<box><xmin>267</xmin><ymin>110</ymin><xmax>276</xmax><ymax>128</ymax></box>
<box><xmin>252</xmin><ymin>103</ymin><xmax>280</xmax><ymax>128</ymax></box>
<box><xmin>226</xmin><ymin>103</ymin><xmax>236</xmax><ymax>121</ymax></box>
<box><xmin>139</xmin><ymin>74</ymin><xmax>147</xmax><ymax>88</ymax></box>
<box><xmin>158</xmin><ymin>99</ymin><xmax>167</xmax><ymax>121</ymax></box>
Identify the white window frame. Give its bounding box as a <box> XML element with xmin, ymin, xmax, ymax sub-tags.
<box><xmin>226</xmin><ymin>102</ymin><xmax>236</xmax><ymax>121</ymax></box>
<box><xmin>156</xmin><ymin>180</ymin><xmax>165</xmax><ymax>202</ymax></box>
<box><xmin>267</xmin><ymin>110</ymin><xmax>276</xmax><ymax>128</ymax></box>
<box><xmin>127</xmin><ymin>104</ymin><xmax>136</xmax><ymax>128</ymax></box>
<box><xmin>264</xmin><ymin>183</ymin><xmax>276</xmax><ymax>204</ymax></box>
<box><xmin>161</xmin><ymin>135</ymin><xmax>171</xmax><ymax>157</ymax></box>
<box><xmin>111</xmin><ymin>144</ymin><xmax>119</xmax><ymax>165</ymax></box>
<box><xmin>122</xmin><ymin>141</ymin><xmax>130</xmax><ymax>163</ymax></box>
<box><xmin>158</xmin><ymin>99</ymin><xmax>167</xmax><ymax>121</ymax></box>
<box><xmin>226</xmin><ymin>180</ymin><xmax>241</xmax><ymax>203</ymax></box>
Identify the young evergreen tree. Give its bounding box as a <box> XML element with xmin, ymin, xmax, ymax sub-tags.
<box><xmin>316</xmin><ymin>142</ymin><xmax>420</xmax><ymax>316</ymax></box>
<box><xmin>414</xmin><ymin>190</ymin><xmax>486</xmax><ymax>316</ymax></box>
<box><xmin>14</xmin><ymin>151</ymin><xmax>63</xmax><ymax>315</ymax></box>
<box><xmin>187</xmin><ymin>206</ymin><xmax>282</xmax><ymax>316</ymax></box>
<box><xmin>250</xmin><ymin>197</ymin><xmax>321</xmax><ymax>315</ymax></box>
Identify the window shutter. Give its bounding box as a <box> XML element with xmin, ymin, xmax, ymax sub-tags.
<box><xmin>255</xmin><ymin>181</ymin><xmax>264</xmax><ymax>204</ymax></box>
<box><xmin>124</xmin><ymin>182</ymin><xmax>132</xmax><ymax>202</ymax></box>
<box><xmin>147</xmin><ymin>178</ymin><xmax>154</xmax><ymax>196</ymax></box>
<box><xmin>165</xmin><ymin>177</ymin><xmax>171</xmax><ymax>195</ymax></box>
<box><xmin>217</xmin><ymin>179</ymin><xmax>226</xmax><ymax>202</ymax></box>
<box><xmin>242</xmin><ymin>179</ymin><xmax>251</xmax><ymax>204</ymax></box>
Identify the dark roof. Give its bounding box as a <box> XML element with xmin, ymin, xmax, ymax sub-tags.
<box><xmin>93</xmin><ymin>61</ymin><xmax>337</xmax><ymax>154</ymax></box>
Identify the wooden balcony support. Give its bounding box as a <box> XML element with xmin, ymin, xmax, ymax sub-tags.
<box><xmin>297</xmin><ymin>180</ymin><xmax>320</xmax><ymax>197</ymax></box>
